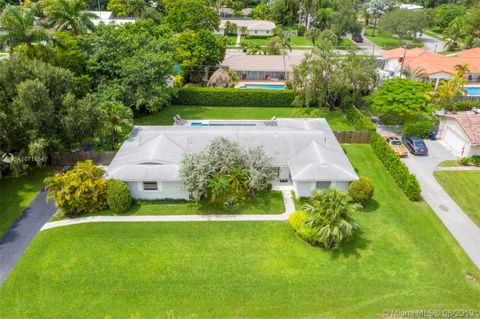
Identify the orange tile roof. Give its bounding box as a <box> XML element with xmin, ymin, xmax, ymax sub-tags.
<box><xmin>456</xmin><ymin>48</ymin><xmax>480</xmax><ymax>58</ymax></box>
<box><xmin>442</xmin><ymin>112</ymin><xmax>480</xmax><ymax>145</ymax></box>
<box><xmin>382</xmin><ymin>48</ymin><xmax>480</xmax><ymax>75</ymax></box>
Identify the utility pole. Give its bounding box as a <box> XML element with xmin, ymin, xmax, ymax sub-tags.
<box><xmin>399</xmin><ymin>45</ymin><xmax>407</xmax><ymax>78</ymax></box>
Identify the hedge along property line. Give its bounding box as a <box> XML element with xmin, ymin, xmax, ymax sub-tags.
<box><xmin>344</xmin><ymin>105</ymin><xmax>422</xmax><ymax>201</ymax></box>
<box><xmin>173</xmin><ymin>87</ymin><xmax>298</xmax><ymax>107</ymax></box>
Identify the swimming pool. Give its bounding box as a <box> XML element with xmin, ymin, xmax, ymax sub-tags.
<box><xmin>466</xmin><ymin>87</ymin><xmax>480</xmax><ymax>96</ymax></box>
<box><xmin>241</xmin><ymin>84</ymin><xmax>285</xmax><ymax>90</ymax></box>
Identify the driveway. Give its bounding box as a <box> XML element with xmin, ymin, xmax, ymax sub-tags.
<box><xmin>0</xmin><ymin>190</ymin><xmax>56</xmax><ymax>286</ymax></box>
<box><xmin>417</xmin><ymin>33</ymin><xmax>445</xmax><ymax>53</ymax></box>
<box><xmin>401</xmin><ymin>140</ymin><xmax>480</xmax><ymax>269</ymax></box>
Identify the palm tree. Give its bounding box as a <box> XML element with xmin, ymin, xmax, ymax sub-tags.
<box><xmin>44</xmin><ymin>0</ymin><xmax>97</xmax><ymax>35</ymax></box>
<box><xmin>272</xmin><ymin>28</ymin><xmax>292</xmax><ymax>80</ymax></box>
<box><xmin>455</xmin><ymin>64</ymin><xmax>470</xmax><ymax>77</ymax></box>
<box><xmin>207</xmin><ymin>174</ymin><xmax>230</xmax><ymax>203</ymax></box>
<box><xmin>401</xmin><ymin>66</ymin><xmax>427</xmax><ymax>80</ymax></box>
<box><xmin>126</xmin><ymin>0</ymin><xmax>146</xmax><ymax>18</ymax></box>
<box><xmin>303</xmin><ymin>188</ymin><xmax>360</xmax><ymax>249</ymax></box>
<box><xmin>460</xmin><ymin>36</ymin><xmax>480</xmax><ymax>50</ymax></box>
<box><xmin>99</xmin><ymin>101</ymin><xmax>133</xmax><ymax>147</ymax></box>
<box><xmin>0</xmin><ymin>5</ymin><xmax>53</xmax><ymax>57</ymax></box>
<box><xmin>229</xmin><ymin>167</ymin><xmax>249</xmax><ymax>195</ymax></box>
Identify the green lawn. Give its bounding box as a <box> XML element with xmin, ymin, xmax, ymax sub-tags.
<box><xmin>434</xmin><ymin>170</ymin><xmax>480</xmax><ymax>227</ymax></box>
<box><xmin>135</xmin><ymin>105</ymin><xmax>354</xmax><ymax>130</ymax></box>
<box><xmin>226</xmin><ymin>35</ymin><xmax>353</xmax><ymax>48</ymax></box>
<box><xmin>1</xmin><ymin>145</ymin><xmax>479</xmax><ymax>318</ymax></box>
<box><xmin>364</xmin><ymin>27</ymin><xmax>423</xmax><ymax>49</ymax></box>
<box><xmin>437</xmin><ymin>160</ymin><xmax>461</xmax><ymax>167</ymax></box>
<box><xmin>0</xmin><ymin>167</ymin><xmax>56</xmax><ymax>238</ymax></box>
<box><xmin>52</xmin><ymin>190</ymin><xmax>285</xmax><ymax>221</ymax></box>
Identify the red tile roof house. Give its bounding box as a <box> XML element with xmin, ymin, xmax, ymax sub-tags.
<box><xmin>438</xmin><ymin>111</ymin><xmax>480</xmax><ymax>157</ymax></box>
<box><xmin>381</xmin><ymin>48</ymin><xmax>480</xmax><ymax>88</ymax></box>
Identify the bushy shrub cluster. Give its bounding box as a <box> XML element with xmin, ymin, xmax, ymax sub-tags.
<box><xmin>348</xmin><ymin>176</ymin><xmax>374</xmax><ymax>204</ymax></box>
<box><xmin>450</xmin><ymin>100</ymin><xmax>480</xmax><ymax>111</ymax></box>
<box><xmin>370</xmin><ymin>132</ymin><xmax>421</xmax><ymax>201</ymax></box>
<box><xmin>174</xmin><ymin>87</ymin><xmax>298</xmax><ymax>107</ymax></box>
<box><xmin>106</xmin><ymin>179</ymin><xmax>132</xmax><ymax>213</ymax></box>
<box><xmin>459</xmin><ymin>155</ymin><xmax>480</xmax><ymax>167</ymax></box>
<box><xmin>288</xmin><ymin>211</ymin><xmax>317</xmax><ymax>243</ymax></box>
<box><xmin>344</xmin><ymin>105</ymin><xmax>376</xmax><ymax>131</ymax></box>
<box><xmin>402</xmin><ymin>120</ymin><xmax>433</xmax><ymax>138</ymax></box>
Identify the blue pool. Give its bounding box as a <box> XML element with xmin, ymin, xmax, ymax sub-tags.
<box><xmin>241</xmin><ymin>84</ymin><xmax>285</xmax><ymax>90</ymax></box>
<box><xmin>466</xmin><ymin>87</ymin><xmax>480</xmax><ymax>96</ymax></box>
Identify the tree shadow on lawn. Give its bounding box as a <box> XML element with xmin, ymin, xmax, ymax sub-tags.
<box><xmin>329</xmin><ymin>229</ymin><xmax>372</xmax><ymax>260</ymax></box>
<box><xmin>362</xmin><ymin>199</ymin><xmax>380</xmax><ymax>213</ymax></box>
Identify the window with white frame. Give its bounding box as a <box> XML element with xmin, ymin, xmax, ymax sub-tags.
<box><xmin>143</xmin><ymin>181</ymin><xmax>158</xmax><ymax>191</ymax></box>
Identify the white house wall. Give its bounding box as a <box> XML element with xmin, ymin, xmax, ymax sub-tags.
<box><xmin>126</xmin><ymin>181</ymin><xmax>188</xmax><ymax>200</ymax></box>
<box><xmin>293</xmin><ymin>181</ymin><xmax>350</xmax><ymax>198</ymax></box>
<box><xmin>438</xmin><ymin>118</ymin><xmax>475</xmax><ymax>156</ymax></box>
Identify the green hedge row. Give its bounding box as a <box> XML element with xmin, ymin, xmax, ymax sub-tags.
<box><xmin>344</xmin><ymin>105</ymin><xmax>376</xmax><ymax>131</ymax></box>
<box><xmin>173</xmin><ymin>87</ymin><xmax>298</xmax><ymax>107</ymax></box>
<box><xmin>370</xmin><ymin>132</ymin><xmax>422</xmax><ymax>201</ymax></box>
<box><xmin>343</xmin><ymin>105</ymin><xmax>422</xmax><ymax>201</ymax></box>
<box><xmin>402</xmin><ymin>120</ymin><xmax>433</xmax><ymax>138</ymax></box>
<box><xmin>451</xmin><ymin>100</ymin><xmax>480</xmax><ymax>111</ymax></box>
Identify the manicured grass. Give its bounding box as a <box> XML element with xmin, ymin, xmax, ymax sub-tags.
<box><xmin>434</xmin><ymin>170</ymin><xmax>480</xmax><ymax>227</ymax></box>
<box><xmin>226</xmin><ymin>35</ymin><xmax>352</xmax><ymax>48</ymax></box>
<box><xmin>1</xmin><ymin>145</ymin><xmax>479</xmax><ymax>318</ymax></box>
<box><xmin>437</xmin><ymin>160</ymin><xmax>461</xmax><ymax>167</ymax></box>
<box><xmin>0</xmin><ymin>167</ymin><xmax>56</xmax><ymax>238</ymax></box>
<box><xmin>364</xmin><ymin>27</ymin><xmax>423</xmax><ymax>49</ymax></box>
<box><xmin>52</xmin><ymin>190</ymin><xmax>285</xmax><ymax>221</ymax></box>
<box><xmin>134</xmin><ymin>105</ymin><xmax>354</xmax><ymax>130</ymax></box>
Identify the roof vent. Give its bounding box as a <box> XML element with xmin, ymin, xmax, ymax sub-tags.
<box><xmin>263</xmin><ymin>121</ymin><xmax>278</xmax><ymax>126</ymax></box>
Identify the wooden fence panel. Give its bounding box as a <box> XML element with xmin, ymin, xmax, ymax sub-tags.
<box><xmin>334</xmin><ymin>131</ymin><xmax>372</xmax><ymax>144</ymax></box>
<box><xmin>50</xmin><ymin>151</ymin><xmax>116</xmax><ymax>166</ymax></box>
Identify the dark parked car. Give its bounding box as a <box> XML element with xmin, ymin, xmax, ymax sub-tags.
<box><xmin>352</xmin><ymin>34</ymin><xmax>364</xmax><ymax>43</ymax></box>
<box><xmin>401</xmin><ymin>136</ymin><xmax>429</xmax><ymax>155</ymax></box>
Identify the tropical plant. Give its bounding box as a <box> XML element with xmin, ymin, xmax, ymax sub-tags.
<box><xmin>207</xmin><ymin>174</ymin><xmax>230</xmax><ymax>203</ymax></box>
<box><xmin>44</xmin><ymin>0</ymin><xmax>97</xmax><ymax>35</ymax></box>
<box><xmin>401</xmin><ymin>66</ymin><xmax>427</xmax><ymax>79</ymax></box>
<box><xmin>0</xmin><ymin>5</ymin><xmax>53</xmax><ymax>57</ymax></box>
<box><xmin>97</xmin><ymin>101</ymin><xmax>133</xmax><ymax>147</ymax></box>
<box><xmin>125</xmin><ymin>0</ymin><xmax>146</xmax><ymax>18</ymax></box>
<box><xmin>431</xmin><ymin>69</ymin><xmax>467</xmax><ymax>111</ymax></box>
<box><xmin>45</xmin><ymin>160</ymin><xmax>108</xmax><ymax>215</ymax></box>
<box><xmin>302</xmin><ymin>189</ymin><xmax>360</xmax><ymax>249</ymax></box>
<box><xmin>229</xmin><ymin>166</ymin><xmax>249</xmax><ymax>195</ymax></box>
<box><xmin>460</xmin><ymin>36</ymin><xmax>480</xmax><ymax>50</ymax></box>
<box><xmin>364</xmin><ymin>0</ymin><xmax>392</xmax><ymax>36</ymax></box>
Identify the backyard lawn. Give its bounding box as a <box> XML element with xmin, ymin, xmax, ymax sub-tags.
<box><xmin>1</xmin><ymin>145</ymin><xmax>479</xmax><ymax>318</ymax></box>
<box><xmin>434</xmin><ymin>170</ymin><xmax>480</xmax><ymax>227</ymax></box>
<box><xmin>0</xmin><ymin>167</ymin><xmax>56</xmax><ymax>238</ymax></box>
<box><xmin>135</xmin><ymin>106</ymin><xmax>354</xmax><ymax>130</ymax></box>
<box><xmin>51</xmin><ymin>190</ymin><xmax>285</xmax><ymax>221</ymax></box>
<box><xmin>364</xmin><ymin>27</ymin><xmax>423</xmax><ymax>49</ymax></box>
<box><xmin>226</xmin><ymin>35</ymin><xmax>354</xmax><ymax>48</ymax></box>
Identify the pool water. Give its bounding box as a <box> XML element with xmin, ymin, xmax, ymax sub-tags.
<box><xmin>466</xmin><ymin>87</ymin><xmax>480</xmax><ymax>96</ymax></box>
<box><xmin>241</xmin><ymin>84</ymin><xmax>285</xmax><ymax>90</ymax></box>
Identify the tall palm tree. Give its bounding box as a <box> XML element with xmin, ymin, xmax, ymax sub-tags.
<box><xmin>44</xmin><ymin>0</ymin><xmax>97</xmax><ymax>35</ymax></box>
<box><xmin>271</xmin><ymin>28</ymin><xmax>292</xmax><ymax>80</ymax></box>
<box><xmin>99</xmin><ymin>101</ymin><xmax>133</xmax><ymax>147</ymax></box>
<box><xmin>401</xmin><ymin>66</ymin><xmax>427</xmax><ymax>80</ymax></box>
<box><xmin>460</xmin><ymin>36</ymin><xmax>480</xmax><ymax>50</ymax></box>
<box><xmin>0</xmin><ymin>5</ymin><xmax>53</xmax><ymax>57</ymax></box>
<box><xmin>303</xmin><ymin>189</ymin><xmax>360</xmax><ymax>249</ymax></box>
<box><xmin>207</xmin><ymin>174</ymin><xmax>230</xmax><ymax>203</ymax></box>
<box><xmin>455</xmin><ymin>64</ymin><xmax>470</xmax><ymax>78</ymax></box>
<box><xmin>126</xmin><ymin>0</ymin><xmax>146</xmax><ymax>18</ymax></box>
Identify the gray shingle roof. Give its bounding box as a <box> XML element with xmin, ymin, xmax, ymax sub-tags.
<box><xmin>106</xmin><ymin>119</ymin><xmax>358</xmax><ymax>182</ymax></box>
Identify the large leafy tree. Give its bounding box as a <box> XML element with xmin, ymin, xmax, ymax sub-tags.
<box><xmin>175</xmin><ymin>29</ymin><xmax>226</xmax><ymax>83</ymax></box>
<box><xmin>44</xmin><ymin>0</ymin><xmax>97</xmax><ymax>34</ymax></box>
<box><xmin>294</xmin><ymin>36</ymin><xmax>377</xmax><ymax>110</ymax></box>
<box><xmin>365</xmin><ymin>78</ymin><xmax>432</xmax><ymax>117</ymax></box>
<box><xmin>434</xmin><ymin>3</ymin><xmax>466</xmax><ymax>30</ymax></box>
<box><xmin>303</xmin><ymin>188</ymin><xmax>360</xmax><ymax>249</ymax></box>
<box><xmin>97</xmin><ymin>101</ymin><xmax>133</xmax><ymax>148</ymax></box>
<box><xmin>364</xmin><ymin>0</ymin><xmax>392</xmax><ymax>36</ymax></box>
<box><xmin>162</xmin><ymin>0</ymin><xmax>219</xmax><ymax>32</ymax></box>
<box><xmin>378</xmin><ymin>9</ymin><xmax>428</xmax><ymax>43</ymax></box>
<box><xmin>82</xmin><ymin>20</ymin><xmax>176</xmax><ymax>112</ymax></box>
<box><xmin>0</xmin><ymin>5</ymin><xmax>53</xmax><ymax>57</ymax></box>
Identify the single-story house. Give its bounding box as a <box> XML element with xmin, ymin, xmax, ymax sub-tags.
<box><xmin>381</xmin><ymin>48</ymin><xmax>480</xmax><ymax>87</ymax></box>
<box><xmin>106</xmin><ymin>118</ymin><xmax>358</xmax><ymax>200</ymax></box>
<box><xmin>88</xmin><ymin>11</ymin><xmax>136</xmax><ymax>26</ymax></box>
<box><xmin>398</xmin><ymin>3</ymin><xmax>423</xmax><ymax>11</ymax></box>
<box><xmin>215</xmin><ymin>19</ymin><xmax>276</xmax><ymax>36</ymax></box>
<box><xmin>438</xmin><ymin>110</ymin><xmax>480</xmax><ymax>157</ymax></box>
<box><xmin>220</xmin><ymin>54</ymin><xmax>304</xmax><ymax>80</ymax></box>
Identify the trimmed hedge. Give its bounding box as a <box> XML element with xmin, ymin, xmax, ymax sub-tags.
<box><xmin>173</xmin><ymin>87</ymin><xmax>298</xmax><ymax>107</ymax></box>
<box><xmin>106</xmin><ymin>179</ymin><xmax>132</xmax><ymax>213</ymax></box>
<box><xmin>370</xmin><ymin>132</ymin><xmax>421</xmax><ymax>201</ymax></box>
<box><xmin>451</xmin><ymin>100</ymin><xmax>480</xmax><ymax>111</ymax></box>
<box><xmin>402</xmin><ymin>120</ymin><xmax>433</xmax><ymax>138</ymax></box>
<box><xmin>342</xmin><ymin>105</ymin><xmax>422</xmax><ymax>201</ymax></box>
<box><xmin>348</xmin><ymin>176</ymin><xmax>375</xmax><ymax>204</ymax></box>
<box><xmin>344</xmin><ymin>105</ymin><xmax>376</xmax><ymax>131</ymax></box>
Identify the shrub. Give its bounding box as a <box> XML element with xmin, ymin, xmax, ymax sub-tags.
<box><xmin>173</xmin><ymin>87</ymin><xmax>298</xmax><ymax>107</ymax></box>
<box><xmin>344</xmin><ymin>105</ymin><xmax>376</xmax><ymax>131</ymax></box>
<box><xmin>370</xmin><ymin>132</ymin><xmax>421</xmax><ymax>201</ymax></box>
<box><xmin>459</xmin><ymin>157</ymin><xmax>471</xmax><ymax>166</ymax></box>
<box><xmin>106</xmin><ymin>179</ymin><xmax>132</xmax><ymax>213</ymax></box>
<box><xmin>288</xmin><ymin>210</ymin><xmax>308</xmax><ymax>230</ymax></box>
<box><xmin>402</xmin><ymin>120</ymin><xmax>433</xmax><ymax>138</ymax></box>
<box><xmin>450</xmin><ymin>100</ymin><xmax>480</xmax><ymax>111</ymax></box>
<box><xmin>45</xmin><ymin>160</ymin><xmax>107</xmax><ymax>215</ymax></box>
<box><xmin>348</xmin><ymin>176</ymin><xmax>375</xmax><ymax>204</ymax></box>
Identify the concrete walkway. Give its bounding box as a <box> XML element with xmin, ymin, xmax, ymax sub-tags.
<box><xmin>41</xmin><ymin>190</ymin><xmax>296</xmax><ymax>231</ymax></box>
<box><xmin>401</xmin><ymin>140</ymin><xmax>480</xmax><ymax>270</ymax></box>
<box><xmin>435</xmin><ymin>166</ymin><xmax>480</xmax><ymax>171</ymax></box>
<box><xmin>0</xmin><ymin>190</ymin><xmax>56</xmax><ymax>286</ymax></box>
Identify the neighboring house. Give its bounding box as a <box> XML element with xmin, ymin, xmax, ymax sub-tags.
<box><xmin>106</xmin><ymin>118</ymin><xmax>358</xmax><ymax>199</ymax></box>
<box><xmin>221</xmin><ymin>55</ymin><xmax>303</xmax><ymax>80</ymax></box>
<box><xmin>215</xmin><ymin>19</ymin><xmax>276</xmax><ymax>36</ymax></box>
<box><xmin>88</xmin><ymin>11</ymin><xmax>136</xmax><ymax>26</ymax></box>
<box><xmin>438</xmin><ymin>111</ymin><xmax>480</xmax><ymax>157</ymax></box>
<box><xmin>398</xmin><ymin>3</ymin><xmax>423</xmax><ymax>11</ymax></box>
<box><xmin>381</xmin><ymin>48</ymin><xmax>480</xmax><ymax>88</ymax></box>
<box><xmin>217</xmin><ymin>7</ymin><xmax>252</xmax><ymax>17</ymax></box>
